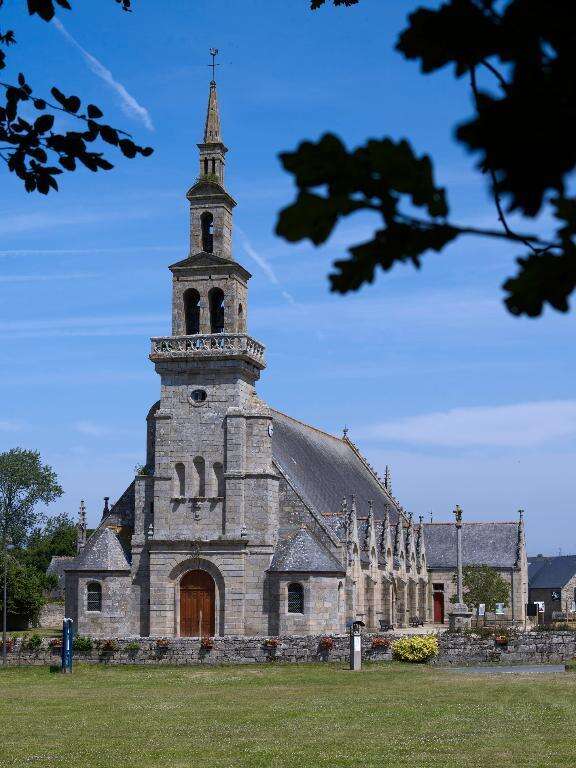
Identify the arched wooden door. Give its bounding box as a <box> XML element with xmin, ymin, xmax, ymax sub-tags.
<box><xmin>180</xmin><ymin>570</ymin><xmax>215</xmax><ymax>637</ymax></box>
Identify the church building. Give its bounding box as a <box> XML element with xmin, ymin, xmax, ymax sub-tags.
<box><xmin>64</xmin><ymin>77</ymin><xmax>527</xmax><ymax>638</ymax></box>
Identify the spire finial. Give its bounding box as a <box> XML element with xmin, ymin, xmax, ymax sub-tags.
<box><xmin>77</xmin><ymin>500</ymin><xmax>87</xmax><ymax>554</ymax></box>
<box><xmin>209</xmin><ymin>47</ymin><xmax>219</xmax><ymax>84</ymax></box>
<box><xmin>343</xmin><ymin>425</ymin><xmax>349</xmax><ymax>438</ymax></box>
<box><xmin>384</xmin><ymin>465</ymin><xmax>392</xmax><ymax>493</ymax></box>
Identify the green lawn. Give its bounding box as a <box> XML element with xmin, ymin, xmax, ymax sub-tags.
<box><xmin>1</xmin><ymin>662</ymin><xmax>575</xmax><ymax>767</ymax></box>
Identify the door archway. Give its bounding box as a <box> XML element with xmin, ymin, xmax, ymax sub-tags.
<box><xmin>180</xmin><ymin>570</ymin><xmax>215</xmax><ymax>637</ymax></box>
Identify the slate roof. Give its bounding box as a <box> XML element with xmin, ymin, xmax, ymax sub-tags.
<box><xmin>270</xmin><ymin>527</ymin><xmax>344</xmax><ymax>573</ymax></box>
<box><xmin>424</xmin><ymin>522</ymin><xmax>520</xmax><ymax>569</ymax></box>
<box><xmin>67</xmin><ymin>527</ymin><xmax>131</xmax><ymax>572</ymax></box>
<box><xmin>271</xmin><ymin>410</ymin><xmax>400</xmax><ymax>523</ymax></box>
<box><xmin>103</xmin><ymin>482</ymin><xmax>135</xmax><ymax>528</ymax></box>
<box><xmin>46</xmin><ymin>556</ymin><xmax>75</xmax><ymax>595</ymax></box>
<box><xmin>528</xmin><ymin>555</ymin><xmax>576</xmax><ymax>588</ymax></box>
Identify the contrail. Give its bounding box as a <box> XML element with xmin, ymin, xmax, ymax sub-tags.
<box><xmin>53</xmin><ymin>18</ymin><xmax>154</xmax><ymax>131</ymax></box>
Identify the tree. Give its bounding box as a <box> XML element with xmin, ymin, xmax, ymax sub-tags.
<box><xmin>277</xmin><ymin>1</ymin><xmax>576</xmax><ymax>317</ymax></box>
<box><xmin>450</xmin><ymin>564</ymin><xmax>510</xmax><ymax>620</ymax></box>
<box><xmin>0</xmin><ymin>551</ymin><xmax>48</xmax><ymax>628</ymax></box>
<box><xmin>0</xmin><ymin>448</ymin><xmax>63</xmax><ymax>547</ymax></box>
<box><xmin>0</xmin><ymin>0</ymin><xmax>152</xmax><ymax>194</ymax></box>
<box><xmin>24</xmin><ymin>512</ymin><xmax>77</xmax><ymax>574</ymax></box>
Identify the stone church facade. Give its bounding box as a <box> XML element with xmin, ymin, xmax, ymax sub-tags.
<box><xmin>64</xmin><ymin>79</ymin><xmax>527</xmax><ymax>638</ymax></box>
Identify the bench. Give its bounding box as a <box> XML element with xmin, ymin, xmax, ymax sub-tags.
<box><xmin>378</xmin><ymin>621</ymin><xmax>394</xmax><ymax>632</ymax></box>
<box><xmin>409</xmin><ymin>616</ymin><xmax>424</xmax><ymax>627</ymax></box>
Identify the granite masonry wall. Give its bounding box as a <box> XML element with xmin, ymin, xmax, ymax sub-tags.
<box><xmin>4</xmin><ymin>631</ymin><xmax>576</xmax><ymax>667</ymax></box>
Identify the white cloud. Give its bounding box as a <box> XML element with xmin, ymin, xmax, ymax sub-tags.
<box><xmin>361</xmin><ymin>400</ymin><xmax>576</xmax><ymax>448</ymax></box>
<box><xmin>0</xmin><ymin>273</ymin><xmax>99</xmax><ymax>283</ymax></box>
<box><xmin>52</xmin><ymin>19</ymin><xmax>154</xmax><ymax>131</ymax></box>
<box><xmin>74</xmin><ymin>421</ymin><xmax>113</xmax><ymax>438</ymax></box>
<box><xmin>0</xmin><ymin>420</ymin><xmax>24</xmax><ymax>432</ymax></box>
<box><xmin>0</xmin><ymin>313</ymin><xmax>169</xmax><ymax>339</ymax></box>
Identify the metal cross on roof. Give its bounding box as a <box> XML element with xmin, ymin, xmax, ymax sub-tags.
<box><xmin>209</xmin><ymin>47</ymin><xmax>220</xmax><ymax>82</ymax></box>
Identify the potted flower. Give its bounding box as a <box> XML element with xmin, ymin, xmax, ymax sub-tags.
<box><xmin>263</xmin><ymin>637</ymin><xmax>280</xmax><ymax>649</ymax></box>
<box><xmin>318</xmin><ymin>636</ymin><xmax>334</xmax><ymax>651</ymax></box>
<box><xmin>99</xmin><ymin>639</ymin><xmax>118</xmax><ymax>654</ymax></box>
<box><xmin>494</xmin><ymin>633</ymin><xmax>509</xmax><ymax>646</ymax></box>
<box><xmin>156</xmin><ymin>637</ymin><xmax>171</xmax><ymax>649</ymax></box>
<box><xmin>200</xmin><ymin>636</ymin><xmax>214</xmax><ymax>651</ymax></box>
<box><xmin>49</xmin><ymin>637</ymin><xmax>62</xmax><ymax>654</ymax></box>
<box><xmin>1</xmin><ymin>637</ymin><xmax>14</xmax><ymax>654</ymax></box>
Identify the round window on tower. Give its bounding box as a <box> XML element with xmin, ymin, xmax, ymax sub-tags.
<box><xmin>189</xmin><ymin>389</ymin><xmax>208</xmax><ymax>407</ymax></box>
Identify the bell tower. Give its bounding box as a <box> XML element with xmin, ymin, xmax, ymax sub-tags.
<box><xmin>142</xmin><ymin>56</ymin><xmax>279</xmax><ymax>637</ymax></box>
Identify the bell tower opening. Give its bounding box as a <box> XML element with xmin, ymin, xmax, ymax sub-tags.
<box><xmin>183</xmin><ymin>288</ymin><xmax>200</xmax><ymax>334</ymax></box>
<box><xmin>209</xmin><ymin>287</ymin><xmax>225</xmax><ymax>333</ymax></box>
<box><xmin>201</xmin><ymin>212</ymin><xmax>214</xmax><ymax>253</ymax></box>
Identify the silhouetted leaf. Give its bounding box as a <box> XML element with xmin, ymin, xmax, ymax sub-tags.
<box><xmin>86</xmin><ymin>104</ymin><xmax>103</xmax><ymax>119</ymax></box>
<box><xmin>504</xmin><ymin>248</ymin><xmax>576</xmax><ymax>316</ymax></box>
<box><xmin>34</xmin><ymin>114</ymin><xmax>54</xmax><ymax>134</ymax></box>
<box><xmin>99</xmin><ymin>125</ymin><xmax>119</xmax><ymax>145</ymax></box>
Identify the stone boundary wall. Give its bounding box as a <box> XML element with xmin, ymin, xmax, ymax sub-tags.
<box><xmin>2</xmin><ymin>631</ymin><xmax>576</xmax><ymax>667</ymax></box>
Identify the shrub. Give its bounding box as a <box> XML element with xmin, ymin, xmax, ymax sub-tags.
<box><xmin>73</xmin><ymin>636</ymin><xmax>93</xmax><ymax>654</ymax></box>
<box><xmin>24</xmin><ymin>633</ymin><xmax>43</xmax><ymax>652</ymax></box>
<box><xmin>99</xmin><ymin>639</ymin><xmax>118</xmax><ymax>653</ymax></box>
<box><xmin>392</xmin><ymin>635</ymin><xmax>439</xmax><ymax>663</ymax></box>
<box><xmin>125</xmin><ymin>641</ymin><xmax>140</xmax><ymax>652</ymax></box>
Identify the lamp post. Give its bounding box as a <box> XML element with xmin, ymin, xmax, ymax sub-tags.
<box><xmin>2</xmin><ymin>533</ymin><xmax>14</xmax><ymax>666</ymax></box>
<box><xmin>448</xmin><ymin>505</ymin><xmax>472</xmax><ymax>631</ymax></box>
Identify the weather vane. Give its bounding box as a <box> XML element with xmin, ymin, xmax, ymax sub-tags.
<box><xmin>209</xmin><ymin>47</ymin><xmax>220</xmax><ymax>82</ymax></box>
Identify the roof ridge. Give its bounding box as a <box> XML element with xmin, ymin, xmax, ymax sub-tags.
<box><xmin>426</xmin><ymin>520</ymin><xmax>518</xmax><ymax>526</ymax></box>
<box><xmin>342</xmin><ymin>435</ymin><xmax>401</xmax><ymax>512</ymax></box>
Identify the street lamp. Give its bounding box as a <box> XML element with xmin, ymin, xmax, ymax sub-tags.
<box><xmin>2</xmin><ymin>533</ymin><xmax>14</xmax><ymax>666</ymax></box>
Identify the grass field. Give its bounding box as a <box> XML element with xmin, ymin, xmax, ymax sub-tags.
<box><xmin>1</xmin><ymin>662</ymin><xmax>575</xmax><ymax>767</ymax></box>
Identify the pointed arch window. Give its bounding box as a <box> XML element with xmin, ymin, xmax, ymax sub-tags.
<box><xmin>201</xmin><ymin>212</ymin><xmax>214</xmax><ymax>253</ymax></box>
<box><xmin>87</xmin><ymin>582</ymin><xmax>102</xmax><ymax>612</ymax></box>
<box><xmin>183</xmin><ymin>289</ymin><xmax>200</xmax><ymax>335</ymax></box>
<box><xmin>203</xmin><ymin>158</ymin><xmax>209</xmax><ymax>176</ymax></box>
<box><xmin>209</xmin><ymin>287</ymin><xmax>225</xmax><ymax>333</ymax></box>
<box><xmin>193</xmin><ymin>456</ymin><xmax>206</xmax><ymax>497</ymax></box>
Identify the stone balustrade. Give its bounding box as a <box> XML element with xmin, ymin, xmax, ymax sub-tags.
<box><xmin>149</xmin><ymin>333</ymin><xmax>266</xmax><ymax>368</ymax></box>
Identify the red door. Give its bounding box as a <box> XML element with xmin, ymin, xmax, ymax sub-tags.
<box><xmin>180</xmin><ymin>570</ymin><xmax>215</xmax><ymax>637</ymax></box>
<box><xmin>433</xmin><ymin>592</ymin><xmax>445</xmax><ymax>624</ymax></box>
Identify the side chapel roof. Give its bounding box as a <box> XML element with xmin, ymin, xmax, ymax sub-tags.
<box><xmin>67</xmin><ymin>526</ymin><xmax>130</xmax><ymax>572</ymax></box>
<box><xmin>269</xmin><ymin>527</ymin><xmax>344</xmax><ymax>573</ymax></box>
<box><xmin>424</xmin><ymin>521</ymin><xmax>521</xmax><ymax>569</ymax></box>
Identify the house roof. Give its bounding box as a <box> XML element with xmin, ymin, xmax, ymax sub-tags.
<box><xmin>47</xmin><ymin>556</ymin><xmax>75</xmax><ymax>586</ymax></box>
<box><xmin>67</xmin><ymin>527</ymin><xmax>131</xmax><ymax>572</ymax></box>
<box><xmin>424</xmin><ymin>521</ymin><xmax>520</xmax><ymax>569</ymax></box>
<box><xmin>528</xmin><ymin>555</ymin><xmax>576</xmax><ymax>588</ymax></box>
<box><xmin>270</xmin><ymin>527</ymin><xmax>344</xmax><ymax>573</ymax></box>
<box><xmin>271</xmin><ymin>410</ymin><xmax>400</xmax><ymax>523</ymax></box>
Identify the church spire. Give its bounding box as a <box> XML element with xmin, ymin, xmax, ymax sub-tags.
<box><xmin>204</xmin><ymin>80</ymin><xmax>222</xmax><ymax>145</ymax></box>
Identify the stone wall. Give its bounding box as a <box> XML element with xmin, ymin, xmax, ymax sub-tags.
<box><xmin>4</xmin><ymin>631</ymin><xmax>576</xmax><ymax>667</ymax></box>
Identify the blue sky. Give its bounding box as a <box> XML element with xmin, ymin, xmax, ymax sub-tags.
<box><xmin>0</xmin><ymin>0</ymin><xmax>574</xmax><ymax>554</ymax></box>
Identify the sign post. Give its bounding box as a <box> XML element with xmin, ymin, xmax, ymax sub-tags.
<box><xmin>348</xmin><ymin>620</ymin><xmax>364</xmax><ymax>671</ymax></box>
<box><xmin>61</xmin><ymin>618</ymin><xmax>74</xmax><ymax>674</ymax></box>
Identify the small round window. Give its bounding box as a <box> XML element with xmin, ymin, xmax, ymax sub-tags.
<box><xmin>190</xmin><ymin>389</ymin><xmax>207</xmax><ymax>405</ymax></box>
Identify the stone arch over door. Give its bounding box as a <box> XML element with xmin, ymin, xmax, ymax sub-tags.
<box><xmin>170</xmin><ymin>558</ymin><xmax>225</xmax><ymax>636</ymax></box>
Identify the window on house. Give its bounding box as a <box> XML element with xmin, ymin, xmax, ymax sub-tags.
<box><xmin>87</xmin><ymin>582</ymin><xmax>102</xmax><ymax>612</ymax></box>
<box><xmin>209</xmin><ymin>287</ymin><xmax>225</xmax><ymax>333</ymax></box>
<box><xmin>183</xmin><ymin>288</ymin><xmax>200</xmax><ymax>335</ymax></box>
<box><xmin>287</xmin><ymin>583</ymin><xmax>304</xmax><ymax>614</ymax></box>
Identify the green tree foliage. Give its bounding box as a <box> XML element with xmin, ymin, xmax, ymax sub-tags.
<box><xmin>0</xmin><ymin>552</ymin><xmax>48</xmax><ymax>627</ymax></box>
<box><xmin>24</xmin><ymin>512</ymin><xmax>77</xmax><ymax>573</ymax></box>
<box><xmin>0</xmin><ymin>0</ymin><xmax>152</xmax><ymax>194</ymax></box>
<box><xmin>450</xmin><ymin>564</ymin><xmax>510</xmax><ymax>616</ymax></box>
<box><xmin>278</xmin><ymin>1</ymin><xmax>576</xmax><ymax>317</ymax></box>
<box><xmin>0</xmin><ymin>448</ymin><xmax>63</xmax><ymax>546</ymax></box>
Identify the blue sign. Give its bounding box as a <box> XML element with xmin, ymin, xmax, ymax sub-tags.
<box><xmin>61</xmin><ymin>618</ymin><xmax>74</xmax><ymax>673</ymax></box>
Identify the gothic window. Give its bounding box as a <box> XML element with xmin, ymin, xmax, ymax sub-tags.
<box><xmin>203</xmin><ymin>158</ymin><xmax>209</xmax><ymax>176</ymax></box>
<box><xmin>213</xmin><ymin>462</ymin><xmax>224</xmax><ymax>497</ymax></box>
<box><xmin>193</xmin><ymin>456</ymin><xmax>206</xmax><ymax>497</ymax></box>
<box><xmin>201</xmin><ymin>212</ymin><xmax>214</xmax><ymax>253</ymax></box>
<box><xmin>175</xmin><ymin>462</ymin><xmax>186</xmax><ymax>497</ymax></box>
<box><xmin>184</xmin><ymin>289</ymin><xmax>200</xmax><ymax>335</ymax></box>
<box><xmin>87</xmin><ymin>582</ymin><xmax>102</xmax><ymax>612</ymax></box>
<box><xmin>238</xmin><ymin>303</ymin><xmax>243</xmax><ymax>330</ymax></box>
<box><xmin>209</xmin><ymin>287</ymin><xmax>225</xmax><ymax>333</ymax></box>
<box><xmin>337</xmin><ymin>582</ymin><xmax>343</xmax><ymax>613</ymax></box>
<box><xmin>287</xmin><ymin>583</ymin><xmax>304</xmax><ymax>614</ymax></box>
<box><xmin>211</xmin><ymin>158</ymin><xmax>216</xmax><ymax>175</ymax></box>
